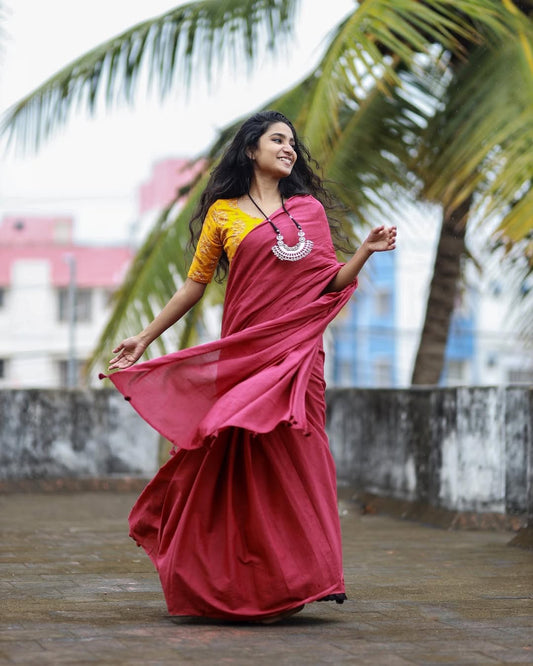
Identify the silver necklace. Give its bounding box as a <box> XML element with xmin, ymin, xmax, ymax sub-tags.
<box><xmin>247</xmin><ymin>193</ymin><xmax>313</xmax><ymax>262</ymax></box>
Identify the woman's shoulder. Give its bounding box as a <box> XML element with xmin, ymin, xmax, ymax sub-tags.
<box><xmin>207</xmin><ymin>198</ymin><xmax>238</xmax><ymax>212</ymax></box>
<box><xmin>205</xmin><ymin>199</ymin><xmax>238</xmax><ymax>226</ymax></box>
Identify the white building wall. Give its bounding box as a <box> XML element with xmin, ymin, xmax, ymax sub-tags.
<box><xmin>475</xmin><ymin>276</ymin><xmax>533</xmax><ymax>385</ymax></box>
<box><xmin>393</xmin><ymin>203</ymin><xmax>440</xmax><ymax>387</ymax></box>
<box><xmin>385</xmin><ymin>201</ymin><xmax>531</xmax><ymax>387</ymax></box>
<box><xmin>0</xmin><ymin>257</ymin><xmax>118</xmax><ymax>389</ymax></box>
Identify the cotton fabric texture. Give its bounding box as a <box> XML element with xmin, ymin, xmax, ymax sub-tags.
<box><xmin>105</xmin><ymin>194</ymin><xmax>357</xmax><ymax>620</ymax></box>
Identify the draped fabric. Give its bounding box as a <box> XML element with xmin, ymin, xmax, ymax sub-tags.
<box><xmin>104</xmin><ymin>195</ymin><xmax>357</xmax><ymax>620</ymax></box>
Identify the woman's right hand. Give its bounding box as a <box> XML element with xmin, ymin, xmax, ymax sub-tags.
<box><xmin>108</xmin><ymin>335</ymin><xmax>148</xmax><ymax>371</ymax></box>
<box><xmin>106</xmin><ymin>279</ymin><xmax>206</xmax><ymax>371</ymax></box>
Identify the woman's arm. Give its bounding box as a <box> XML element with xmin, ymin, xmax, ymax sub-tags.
<box><xmin>108</xmin><ymin>278</ymin><xmax>207</xmax><ymax>370</ymax></box>
<box><xmin>326</xmin><ymin>225</ymin><xmax>397</xmax><ymax>292</ymax></box>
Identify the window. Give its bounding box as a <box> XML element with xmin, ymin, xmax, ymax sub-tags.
<box><xmin>338</xmin><ymin>359</ymin><xmax>354</xmax><ymax>387</ymax></box>
<box><xmin>76</xmin><ymin>290</ymin><xmax>93</xmax><ymax>322</ymax></box>
<box><xmin>374</xmin><ymin>289</ymin><xmax>392</xmax><ymax>317</ymax></box>
<box><xmin>57</xmin><ymin>359</ymin><xmax>86</xmax><ymax>387</ymax></box>
<box><xmin>445</xmin><ymin>360</ymin><xmax>467</xmax><ymax>385</ymax></box>
<box><xmin>489</xmin><ymin>280</ymin><xmax>502</xmax><ymax>297</ymax></box>
<box><xmin>57</xmin><ymin>290</ymin><xmax>68</xmax><ymax>321</ymax></box>
<box><xmin>374</xmin><ymin>359</ymin><xmax>393</xmax><ymax>387</ymax></box>
<box><xmin>520</xmin><ymin>281</ymin><xmax>531</xmax><ymax>296</ymax></box>
<box><xmin>57</xmin><ymin>288</ymin><xmax>93</xmax><ymax>323</ymax></box>
<box><xmin>0</xmin><ymin>359</ymin><xmax>5</xmax><ymax>379</ymax></box>
<box><xmin>507</xmin><ymin>368</ymin><xmax>533</xmax><ymax>384</ymax></box>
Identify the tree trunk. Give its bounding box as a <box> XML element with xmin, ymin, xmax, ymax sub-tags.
<box><xmin>411</xmin><ymin>196</ymin><xmax>472</xmax><ymax>385</ymax></box>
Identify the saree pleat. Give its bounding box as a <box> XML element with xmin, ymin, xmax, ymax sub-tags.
<box><xmin>106</xmin><ymin>195</ymin><xmax>357</xmax><ymax>619</ymax></box>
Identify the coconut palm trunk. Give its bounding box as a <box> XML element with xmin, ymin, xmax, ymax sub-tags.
<box><xmin>411</xmin><ymin>196</ymin><xmax>472</xmax><ymax>385</ymax></box>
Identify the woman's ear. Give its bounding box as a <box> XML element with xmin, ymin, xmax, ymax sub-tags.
<box><xmin>246</xmin><ymin>149</ymin><xmax>254</xmax><ymax>160</ymax></box>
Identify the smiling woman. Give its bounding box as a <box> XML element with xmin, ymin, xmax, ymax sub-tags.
<box><xmin>103</xmin><ymin>109</ymin><xmax>396</xmax><ymax>623</ymax></box>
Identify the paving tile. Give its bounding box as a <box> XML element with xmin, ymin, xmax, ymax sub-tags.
<box><xmin>0</xmin><ymin>492</ymin><xmax>532</xmax><ymax>665</ymax></box>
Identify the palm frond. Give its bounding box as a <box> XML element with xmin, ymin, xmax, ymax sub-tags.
<box><xmin>418</xmin><ymin>32</ymin><xmax>533</xmax><ymax>244</ymax></box>
<box><xmin>322</xmin><ymin>66</ymin><xmax>439</xmax><ymax>225</ymax></box>
<box><xmin>86</xmin><ymin>167</ymin><xmax>228</xmax><ymax>377</ymax></box>
<box><xmin>298</xmin><ymin>0</ymin><xmax>516</xmax><ymax>161</ymax></box>
<box><xmin>489</xmin><ymin>233</ymin><xmax>533</xmax><ymax>341</ymax></box>
<box><xmin>1</xmin><ymin>0</ymin><xmax>300</xmax><ymax>151</ymax></box>
<box><xmin>207</xmin><ymin>71</ymin><xmax>319</xmax><ymax>159</ymax></box>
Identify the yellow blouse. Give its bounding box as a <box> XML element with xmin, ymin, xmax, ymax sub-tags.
<box><xmin>187</xmin><ymin>199</ymin><xmax>265</xmax><ymax>284</ymax></box>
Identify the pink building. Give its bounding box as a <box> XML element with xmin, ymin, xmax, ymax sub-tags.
<box><xmin>0</xmin><ymin>157</ymin><xmax>207</xmax><ymax>388</ymax></box>
<box><xmin>138</xmin><ymin>158</ymin><xmax>205</xmax><ymax>215</ymax></box>
<box><xmin>0</xmin><ymin>215</ymin><xmax>133</xmax><ymax>388</ymax></box>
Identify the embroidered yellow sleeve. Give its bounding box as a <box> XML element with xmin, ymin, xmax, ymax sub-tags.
<box><xmin>187</xmin><ymin>200</ymin><xmax>264</xmax><ymax>284</ymax></box>
<box><xmin>187</xmin><ymin>206</ymin><xmax>223</xmax><ymax>284</ymax></box>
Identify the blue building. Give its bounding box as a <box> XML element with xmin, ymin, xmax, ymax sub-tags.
<box><xmin>441</xmin><ymin>287</ymin><xmax>477</xmax><ymax>385</ymax></box>
<box><xmin>328</xmin><ymin>248</ymin><xmax>484</xmax><ymax>387</ymax></box>
<box><xmin>329</xmin><ymin>251</ymin><xmax>397</xmax><ymax>387</ymax></box>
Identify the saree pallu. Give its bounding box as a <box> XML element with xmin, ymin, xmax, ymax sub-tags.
<box><xmin>106</xmin><ymin>195</ymin><xmax>357</xmax><ymax>620</ymax></box>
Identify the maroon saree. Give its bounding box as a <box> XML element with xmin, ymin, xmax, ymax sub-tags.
<box><xmin>105</xmin><ymin>195</ymin><xmax>357</xmax><ymax>620</ymax></box>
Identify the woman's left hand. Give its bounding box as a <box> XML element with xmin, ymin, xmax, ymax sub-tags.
<box><xmin>326</xmin><ymin>224</ymin><xmax>397</xmax><ymax>292</ymax></box>
<box><xmin>363</xmin><ymin>225</ymin><xmax>397</xmax><ymax>253</ymax></box>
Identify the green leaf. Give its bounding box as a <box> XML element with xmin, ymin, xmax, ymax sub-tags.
<box><xmin>86</xmin><ymin>166</ymin><xmax>228</xmax><ymax>376</ymax></box>
<box><xmin>417</xmin><ymin>34</ymin><xmax>533</xmax><ymax>244</ymax></box>
<box><xmin>297</xmin><ymin>0</ymin><xmax>515</xmax><ymax>161</ymax></box>
<box><xmin>2</xmin><ymin>0</ymin><xmax>300</xmax><ymax>151</ymax></box>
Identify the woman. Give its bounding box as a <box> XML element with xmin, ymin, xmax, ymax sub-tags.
<box><xmin>106</xmin><ymin>110</ymin><xmax>396</xmax><ymax>623</ymax></box>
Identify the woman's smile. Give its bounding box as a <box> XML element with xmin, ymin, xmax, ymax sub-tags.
<box><xmin>278</xmin><ymin>154</ymin><xmax>294</xmax><ymax>167</ymax></box>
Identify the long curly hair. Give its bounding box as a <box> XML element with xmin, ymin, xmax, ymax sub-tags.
<box><xmin>189</xmin><ymin>110</ymin><xmax>351</xmax><ymax>281</ymax></box>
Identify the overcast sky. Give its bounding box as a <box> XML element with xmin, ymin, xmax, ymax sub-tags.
<box><xmin>0</xmin><ymin>0</ymin><xmax>353</xmax><ymax>243</ymax></box>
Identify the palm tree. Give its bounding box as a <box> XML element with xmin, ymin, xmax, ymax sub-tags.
<box><xmin>2</xmin><ymin>0</ymin><xmax>532</xmax><ymax>382</ymax></box>
<box><xmin>410</xmin><ymin>6</ymin><xmax>533</xmax><ymax>383</ymax></box>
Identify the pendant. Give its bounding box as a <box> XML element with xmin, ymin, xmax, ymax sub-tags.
<box><xmin>246</xmin><ymin>193</ymin><xmax>314</xmax><ymax>262</ymax></box>
<box><xmin>271</xmin><ymin>230</ymin><xmax>314</xmax><ymax>261</ymax></box>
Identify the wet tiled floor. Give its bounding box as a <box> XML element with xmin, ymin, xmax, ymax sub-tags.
<box><xmin>1</xmin><ymin>492</ymin><xmax>532</xmax><ymax>665</ymax></box>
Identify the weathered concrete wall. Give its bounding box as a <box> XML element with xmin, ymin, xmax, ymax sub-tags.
<box><xmin>1</xmin><ymin>387</ymin><xmax>531</xmax><ymax>527</ymax></box>
<box><xmin>326</xmin><ymin>386</ymin><xmax>532</xmax><ymax>518</ymax></box>
<box><xmin>0</xmin><ymin>389</ymin><xmax>159</xmax><ymax>480</ymax></box>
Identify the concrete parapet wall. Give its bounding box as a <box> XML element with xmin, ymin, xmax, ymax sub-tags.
<box><xmin>1</xmin><ymin>387</ymin><xmax>531</xmax><ymax>528</ymax></box>
<box><xmin>0</xmin><ymin>389</ymin><xmax>159</xmax><ymax>481</ymax></box>
<box><xmin>326</xmin><ymin>386</ymin><xmax>532</xmax><ymax>521</ymax></box>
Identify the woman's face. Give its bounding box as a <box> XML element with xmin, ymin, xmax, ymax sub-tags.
<box><xmin>248</xmin><ymin>122</ymin><xmax>297</xmax><ymax>179</ymax></box>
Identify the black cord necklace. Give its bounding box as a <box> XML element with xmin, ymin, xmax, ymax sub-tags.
<box><xmin>247</xmin><ymin>193</ymin><xmax>313</xmax><ymax>262</ymax></box>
